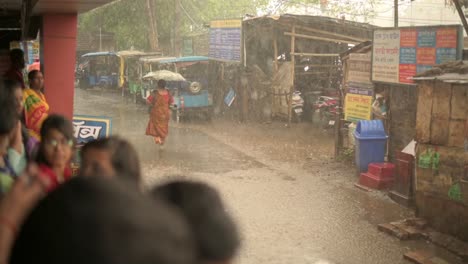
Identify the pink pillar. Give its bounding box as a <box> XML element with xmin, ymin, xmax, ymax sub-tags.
<box><xmin>41</xmin><ymin>14</ymin><xmax>77</xmax><ymax>120</ymax></box>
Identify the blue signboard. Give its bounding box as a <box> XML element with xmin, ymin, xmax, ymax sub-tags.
<box><xmin>209</xmin><ymin>19</ymin><xmax>242</xmax><ymax>62</ymax></box>
<box><xmin>73</xmin><ymin>115</ymin><xmax>112</xmax><ymax>146</ymax></box>
<box><xmin>400</xmin><ymin>47</ymin><xmax>417</xmax><ymax>64</ymax></box>
<box><xmin>224</xmin><ymin>88</ymin><xmax>236</xmax><ymax>107</ymax></box>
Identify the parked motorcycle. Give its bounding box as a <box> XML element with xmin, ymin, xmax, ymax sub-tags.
<box><xmin>291</xmin><ymin>91</ymin><xmax>305</xmax><ymax>122</ymax></box>
<box><xmin>313</xmin><ymin>96</ymin><xmax>339</xmax><ymax>129</ymax></box>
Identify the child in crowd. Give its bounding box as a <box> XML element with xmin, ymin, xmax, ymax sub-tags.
<box><xmin>35</xmin><ymin>115</ymin><xmax>75</xmax><ymax>192</ymax></box>
<box><xmin>0</xmin><ymin>100</ymin><xmax>19</xmax><ymax>195</ymax></box>
<box><xmin>80</xmin><ymin>136</ymin><xmax>141</xmax><ymax>188</ymax></box>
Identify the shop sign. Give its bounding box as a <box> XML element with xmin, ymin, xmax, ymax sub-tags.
<box><xmin>73</xmin><ymin>115</ymin><xmax>112</xmax><ymax>146</ymax></box>
<box><xmin>348</xmin><ymin>53</ymin><xmax>372</xmax><ymax>84</ymax></box>
<box><xmin>344</xmin><ymin>87</ymin><xmax>373</xmax><ymax>122</ymax></box>
<box><xmin>372</xmin><ymin>25</ymin><xmax>463</xmax><ymax>85</ymax></box>
<box><xmin>209</xmin><ymin>19</ymin><xmax>242</xmax><ymax>62</ymax></box>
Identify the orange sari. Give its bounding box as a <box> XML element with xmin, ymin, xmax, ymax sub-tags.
<box><xmin>145</xmin><ymin>90</ymin><xmax>173</xmax><ymax>145</ymax></box>
<box><xmin>23</xmin><ymin>88</ymin><xmax>49</xmax><ymax>141</ymax></box>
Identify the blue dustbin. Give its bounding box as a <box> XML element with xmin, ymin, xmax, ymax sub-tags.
<box><xmin>354</xmin><ymin>120</ymin><xmax>388</xmax><ymax>172</ymax></box>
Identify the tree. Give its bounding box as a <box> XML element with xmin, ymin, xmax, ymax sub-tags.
<box><xmin>78</xmin><ymin>0</ymin><xmax>270</xmax><ymax>52</ymax></box>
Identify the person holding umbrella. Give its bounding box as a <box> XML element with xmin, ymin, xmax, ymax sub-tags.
<box><xmin>145</xmin><ymin>79</ymin><xmax>174</xmax><ymax>145</ymax></box>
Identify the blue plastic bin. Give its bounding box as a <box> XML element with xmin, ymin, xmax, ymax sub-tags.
<box><xmin>354</xmin><ymin>120</ymin><xmax>388</xmax><ymax>172</ymax></box>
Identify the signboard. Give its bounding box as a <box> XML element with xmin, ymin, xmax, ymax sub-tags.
<box><xmin>344</xmin><ymin>87</ymin><xmax>373</xmax><ymax>122</ymax></box>
<box><xmin>10</xmin><ymin>40</ymin><xmax>40</xmax><ymax>65</ymax></box>
<box><xmin>73</xmin><ymin>115</ymin><xmax>112</xmax><ymax>146</ymax></box>
<box><xmin>372</xmin><ymin>25</ymin><xmax>463</xmax><ymax>84</ymax></box>
<box><xmin>209</xmin><ymin>19</ymin><xmax>242</xmax><ymax>62</ymax></box>
<box><xmin>348</xmin><ymin>53</ymin><xmax>372</xmax><ymax>84</ymax></box>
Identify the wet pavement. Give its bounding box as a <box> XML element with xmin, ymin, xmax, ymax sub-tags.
<box><xmin>74</xmin><ymin>88</ymin><xmax>463</xmax><ymax>264</ymax></box>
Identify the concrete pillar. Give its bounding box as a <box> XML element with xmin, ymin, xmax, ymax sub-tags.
<box><xmin>41</xmin><ymin>14</ymin><xmax>77</xmax><ymax>119</ymax></box>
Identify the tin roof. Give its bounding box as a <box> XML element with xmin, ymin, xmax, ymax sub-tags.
<box><xmin>412</xmin><ymin>73</ymin><xmax>468</xmax><ymax>84</ymax></box>
<box><xmin>412</xmin><ymin>61</ymin><xmax>468</xmax><ymax>84</ymax></box>
<box><xmin>116</xmin><ymin>50</ymin><xmax>145</xmax><ymax>57</ymax></box>
<box><xmin>159</xmin><ymin>56</ymin><xmax>210</xmax><ymax>64</ymax></box>
<box><xmin>139</xmin><ymin>56</ymin><xmax>176</xmax><ymax>63</ymax></box>
<box><xmin>82</xmin><ymin>51</ymin><xmax>118</xmax><ymax>57</ymax></box>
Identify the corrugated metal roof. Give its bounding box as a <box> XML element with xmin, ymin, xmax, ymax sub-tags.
<box><xmin>116</xmin><ymin>50</ymin><xmax>145</xmax><ymax>57</ymax></box>
<box><xmin>412</xmin><ymin>73</ymin><xmax>468</xmax><ymax>84</ymax></box>
<box><xmin>159</xmin><ymin>56</ymin><xmax>210</xmax><ymax>64</ymax></box>
<box><xmin>82</xmin><ymin>51</ymin><xmax>118</xmax><ymax>57</ymax></box>
<box><xmin>139</xmin><ymin>56</ymin><xmax>176</xmax><ymax>63</ymax></box>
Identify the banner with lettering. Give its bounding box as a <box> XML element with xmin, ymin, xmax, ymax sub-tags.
<box><xmin>348</xmin><ymin>53</ymin><xmax>372</xmax><ymax>84</ymax></box>
<box><xmin>73</xmin><ymin>115</ymin><xmax>112</xmax><ymax>146</ymax></box>
<box><xmin>209</xmin><ymin>19</ymin><xmax>242</xmax><ymax>62</ymax></box>
<box><xmin>372</xmin><ymin>25</ymin><xmax>463</xmax><ymax>85</ymax></box>
<box><xmin>344</xmin><ymin>87</ymin><xmax>373</xmax><ymax>122</ymax></box>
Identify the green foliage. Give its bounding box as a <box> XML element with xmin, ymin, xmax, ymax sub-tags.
<box><xmin>78</xmin><ymin>0</ymin><xmax>270</xmax><ymax>51</ymax></box>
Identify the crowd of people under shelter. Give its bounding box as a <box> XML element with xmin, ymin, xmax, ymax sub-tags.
<box><xmin>0</xmin><ymin>49</ymin><xmax>240</xmax><ymax>264</ymax></box>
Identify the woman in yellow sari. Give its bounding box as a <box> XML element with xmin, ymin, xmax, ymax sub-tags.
<box><xmin>23</xmin><ymin>70</ymin><xmax>49</xmax><ymax>141</ymax></box>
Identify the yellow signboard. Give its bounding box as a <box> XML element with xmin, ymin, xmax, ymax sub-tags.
<box><xmin>210</xmin><ymin>19</ymin><xmax>242</xmax><ymax>28</ymax></box>
<box><xmin>345</xmin><ymin>93</ymin><xmax>372</xmax><ymax>121</ymax></box>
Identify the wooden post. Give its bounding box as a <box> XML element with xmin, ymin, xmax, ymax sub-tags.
<box><xmin>273</xmin><ymin>30</ymin><xmax>279</xmax><ymax>73</ymax></box>
<box><xmin>334</xmin><ymin>104</ymin><xmax>341</xmax><ymax>160</ymax></box>
<box><xmin>272</xmin><ymin>31</ymin><xmax>278</xmax><ymax>120</ymax></box>
<box><xmin>394</xmin><ymin>0</ymin><xmax>398</xmax><ymax>28</ymax></box>
<box><xmin>289</xmin><ymin>25</ymin><xmax>296</xmax><ymax>126</ymax></box>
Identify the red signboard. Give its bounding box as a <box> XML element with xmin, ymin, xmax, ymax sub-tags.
<box><xmin>400</xmin><ymin>29</ymin><xmax>417</xmax><ymax>47</ymax></box>
<box><xmin>436</xmin><ymin>28</ymin><xmax>458</xmax><ymax>48</ymax></box>
<box><xmin>399</xmin><ymin>64</ymin><xmax>417</xmax><ymax>84</ymax></box>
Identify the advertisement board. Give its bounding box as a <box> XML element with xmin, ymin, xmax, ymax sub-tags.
<box><xmin>344</xmin><ymin>87</ymin><xmax>373</xmax><ymax>122</ymax></box>
<box><xmin>73</xmin><ymin>115</ymin><xmax>112</xmax><ymax>146</ymax></box>
<box><xmin>209</xmin><ymin>19</ymin><xmax>242</xmax><ymax>62</ymax></box>
<box><xmin>372</xmin><ymin>25</ymin><xmax>463</xmax><ymax>85</ymax></box>
<box><xmin>348</xmin><ymin>53</ymin><xmax>372</xmax><ymax>84</ymax></box>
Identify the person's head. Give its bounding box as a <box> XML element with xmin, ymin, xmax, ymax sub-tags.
<box><xmin>36</xmin><ymin>115</ymin><xmax>75</xmax><ymax>169</ymax></box>
<box><xmin>3</xmin><ymin>80</ymin><xmax>24</xmax><ymax>115</ymax></box>
<box><xmin>80</xmin><ymin>136</ymin><xmax>141</xmax><ymax>185</ymax></box>
<box><xmin>157</xmin><ymin>79</ymin><xmax>166</xmax><ymax>89</ymax></box>
<box><xmin>151</xmin><ymin>180</ymin><xmax>240</xmax><ymax>264</ymax></box>
<box><xmin>0</xmin><ymin>95</ymin><xmax>18</xmax><ymax>156</ymax></box>
<box><xmin>10</xmin><ymin>176</ymin><xmax>197</xmax><ymax>264</ymax></box>
<box><xmin>28</xmin><ymin>70</ymin><xmax>44</xmax><ymax>91</ymax></box>
<box><xmin>10</xmin><ymin>49</ymin><xmax>25</xmax><ymax>70</ymax></box>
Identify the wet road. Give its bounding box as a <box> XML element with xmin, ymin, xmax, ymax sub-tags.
<box><xmin>74</xmin><ymin>88</ymin><xmax>461</xmax><ymax>264</ymax></box>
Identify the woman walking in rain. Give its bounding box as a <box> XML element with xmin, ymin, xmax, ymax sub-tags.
<box><xmin>145</xmin><ymin>79</ymin><xmax>173</xmax><ymax>145</ymax></box>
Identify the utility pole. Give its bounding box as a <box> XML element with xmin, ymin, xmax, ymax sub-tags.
<box><xmin>146</xmin><ymin>0</ymin><xmax>159</xmax><ymax>51</ymax></box>
<box><xmin>394</xmin><ymin>0</ymin><xmax>398</xmax><ymax>27</ymax></box>
<box><xmin>174</xmin><ymin>0</ymin><xmax>181</xmax><ymax>56</ymax></box>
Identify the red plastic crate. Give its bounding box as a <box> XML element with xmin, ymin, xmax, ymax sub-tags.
<box><xmin>359</xmin><ymin>172</ymin><xmax>394</xmax><ymax>190</ymax></box>
<box><xmin>368</xmin><ymin>163</ymin><xmax>395</xmax><ymax>179</ymax></box>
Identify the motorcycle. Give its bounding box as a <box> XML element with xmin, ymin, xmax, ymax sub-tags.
<box><xmin>313</xmin><ymin>96</ymin><xmax>339</xmax><ymax>129</ymax></box>
<box><xmin>291</xmin><ymin>91</ymin><xmax>305</xmax><ymax>122</ymax></box>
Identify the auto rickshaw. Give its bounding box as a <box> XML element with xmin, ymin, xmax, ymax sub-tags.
<box><xmin>116</xmin><ymin>50</ymin><xmax>146</xmax><ymax>101</ymax></box>
<box><xmin>157</xmin><ymin>56</ymin><xmax>213</xmax><ymax>121</ymax></box>
<box><xmin>78</xmin><ymin>52</ymin><xmax>121</xmax><ymax>90</ymax></box>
